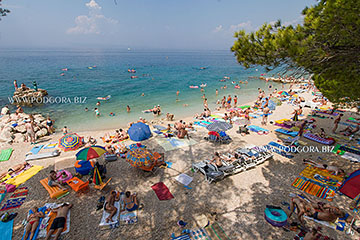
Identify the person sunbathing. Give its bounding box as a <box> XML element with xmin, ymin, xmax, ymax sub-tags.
<box><xmin>289</xmin><ymin>196</ymin><xmax>349</xmax><ymax>225</ymax></box>
<box><xmin>123</xmin><ymin>191</ymin><xmax>139</xmax><ymax>212</ymax></box>
<box><xmin>0</xmin><ymin>162</ymin><xmax>30</xmax><ymax>180</ymax></box>
<box><xmin>340</xmin><ymin>125</ymin><xmax>360</xmax><ymax>136</ymax></box>
<box><xmin>314</xmin><ymin>128</ymin><xmax>326</xmax><ymax>138</ymax></box>
<box><xmin>48</xmin><ymin>170</ymin><xmax>67</xmax><ymax>191</ymax></box>
<box><xmin>222</xmin><ymin>153</ymin><xmax>240</xmax><ymax>163</ymax></box>
<box><xmin>45</xmin><ymin>203</ymin><xmax>73</xmax><ymax>240</ymax></box>
<box><xmin>177</xmin><ymin>128</ymin><xmax>189</xmax><ymax>139</ymax></box>
<box><xmin>303</xmin><ymin>159</ymin><xmax>345</xmax><ymax>176</ymax></box>
<box><xmin>210</xmin><ymin>152</ymin><xmax>223</xmax><ymax>168</ymax></box>
<box><xmin>105</xmin><ymin>191</ymin><xmax>119</xmax><ymax>222</ymax></box>
<box><xmin>105</xmin><ymin>144</ymin><xmax>115</xmax><ymax>154</ymax></box>
<box><xmin>24</xmin><ymin>207</ymin><xmax>45</xmax><ymax>240</ymax></box>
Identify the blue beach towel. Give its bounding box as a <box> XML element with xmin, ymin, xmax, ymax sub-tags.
<box><xmin>275</xmin><ymin>128</ymin><xmax>298</xmax><ymax>137</ymax></box>
<box><xmin>0</xmin><ymin>219</ymin><xmax>14</xmax><ymax>240</ymax></box>
<box><xmin>247</xmin><ymin>125</ymin><xmax>269</xmax><ymax>133</ymax></box>
<box><xmin>268</xmin><ymin>141</ymin><xmax>297</xmax><ymax>153</ymax></box>
<box><xmin>265</xmin><ymin>145</ymin><xmax>294</xmax><ymax>159</ymax></box>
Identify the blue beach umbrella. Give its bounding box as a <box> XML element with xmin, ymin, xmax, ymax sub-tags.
<box><xmin>128</xmin><ymin>122</ymin><xmax>152</xmax><ymax>141</ymax></box>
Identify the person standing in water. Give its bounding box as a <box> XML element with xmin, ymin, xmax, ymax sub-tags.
<box><xmin>216</xmin><ymin>89</ymin><xmax>218</xmax><ymax>96</ymax></box>
<box><xmin>13</xmin><ymin>80</ymin><xmax>18</xmax><ymax>90</ymax></box>
<box><xmin>33</xmin><ymin>81</ymin><xmax>38</xmax><ymax>91</ymax></box>
<box><xmin>127</xmin><ymin>105</ymin><xmax>131</xmax><ymax>113</ymax></box>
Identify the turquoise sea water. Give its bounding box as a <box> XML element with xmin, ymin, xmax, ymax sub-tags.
<box><xmin>0</xmin><ymin>49</ymin><xmax>282</xmax><ymax>131</ymax></box>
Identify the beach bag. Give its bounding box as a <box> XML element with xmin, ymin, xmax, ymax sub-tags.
<box><xmin>6</xmin><ymin>184</ymin><xmax>16</xmax><ymax>193</ymax></box>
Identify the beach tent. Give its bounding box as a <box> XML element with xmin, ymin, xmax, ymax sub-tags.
<box><xmin>128</xmin><ymin>122</ymin><xmax>152</xmax><ymax>141</ymax></box>
<box><xmin>339</xmin><ymin>169</ymin><xmax>360</xmax><ymax>199</ymax></box>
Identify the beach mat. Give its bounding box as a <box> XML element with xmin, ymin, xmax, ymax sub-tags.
<box><xmin>0</xmin><ymin>187</ymin><xmax>28</xmax><ymax>211</ymax></box>
<box><xmin>25</xmin><ymin>150</ymin><xmax>60</xmax><ymax>161</ymax></box>
<box><xmin>151</xmin><ymin>182</ymin><xmax>174</xmax><ymax>201</ymax></box>
<box><xmin>0</xmin><ymin>219</ymin><xmax>14</xmax><ymax>240</ymax></box>
<box><xmin>275</xmin><ymin>128</ymin><xmax>298</xmax><ymax>137</ymax></box>
<box><xmin>37</xmin><ymin>203</ymin><xmax>70</xmax><ymax>238</ymax></box>
<box><xmin>5</xmin><ymin>165</ymin><xmax>43</xmax><ymax>187</ymax></box>
<box><xmin>120</xmin><ymin>210</ymin><xmax>138</xmax><ymax>225</ymax></box>
<box><xmin>99</xmin><ymin>200</ymin><xmax>120</xmax><ymax>227</ymax></box>
<box><xmin>207</xmin><ymin>222</ymin><xmax>231</xmax><ymax>240</ymax></box>
<box><xmin>43</xmin><ymin>142</ymin><xmax>58</xmax><ymax>149</ymax></box>
<box><xmin>26</xmin><ymin>145</ymin><xmax>44</xmax><ymax>155</ymax></box>
<box><xmin>299</xmin><ymin>165</ymin><xmax>343</xmax><ymax>190</ymax></box>
<box><xmin>0</xmin><ymin>148</ymin><xmax>13</xmax><ymax>162</ymax></box>
<box><xmin>155</xmin><ymin>137</ymin><xmax>197</xmax><ymax>152</ymax></box>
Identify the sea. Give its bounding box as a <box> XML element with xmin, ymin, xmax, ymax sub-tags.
<box><xmin>0</xmin><ymin>49</ymin><xmax>283</xmax><ymax>131</ymax></box>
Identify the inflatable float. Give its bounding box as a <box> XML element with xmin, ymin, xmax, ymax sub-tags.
<box><xmin>264</xmin><ymin>206</ymin><xmax>288</xmax><ymax>227</ymax></box>
<box><xmin>142</xmin><ymin>109</ymin><xmax>153</xmax><ymax>113</ymax></box>
<box><xmin>189</xmin><ymin>86</ymin><xmax>199</xmax><ymax>89</ymax></box>
<box><xmin>97</xmin><ymin>95</ymin><xmax>111</xmax><ymax>101</ymax></box>
<box><xmin>303</xmin><ymin>132</ymin><xmax>335</xmax><ymax>145</ymax></box>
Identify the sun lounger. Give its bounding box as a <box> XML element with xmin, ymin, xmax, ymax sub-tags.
<box><xmin>40</xmin><ymin>178</ymin><xmax>69</xmax><ymax>199</ymax></box>
<box><xmin>192</xmin><ymin>161</ymin><xmax>226</xmax><ymax>183</ymax></box>
<box><xmin>25</xmin><ymin>149</ymin><xmax>60</xmax><ymax>161</ymax></box>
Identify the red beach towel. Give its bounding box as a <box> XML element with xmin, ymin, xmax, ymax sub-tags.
<box><xmin>151</xmin><ymin>182</ymin><xmax>174</xmax><ymax>200</ymax></box>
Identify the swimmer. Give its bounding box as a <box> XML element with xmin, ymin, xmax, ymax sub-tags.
<box><xmin>216</xmin><ymin>89</ymin><xmax>218</xmax><ymax>96</ymax></box>
<box><xmin>84</xmin><ymin>107</ymin><xmax>88</xmax><ymax>112</ymax></box>
<box><xmin>127</xmin><ymin>105</ymin><xmax>131</xmax><ymax>113</ymax></box>
<box><xmin>141</xmin><ymin>93</ymin><xmax>145</xmax><ymax>96</ymax></box>
<box><xmin>183</xmin><ymin>104</ymin><xmax>189</xmax><ymax>107</ymax></box>
<box><xmin>96</xmin><ymin>101</ymin><xmax>101</xmax><ymax>106</ymax></box>
<box><xmin>94</xmin><ymin>108</ymin><xmax>100</xmax><ymax>116</ymax></box>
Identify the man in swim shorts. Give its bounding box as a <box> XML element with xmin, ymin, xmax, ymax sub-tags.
<box><xmin>45</xmin><ymin>203</ymin><xmax>72</xmax><ymax>240</ymax></box>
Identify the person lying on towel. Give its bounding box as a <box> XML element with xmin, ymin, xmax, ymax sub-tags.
<box><xmin>303</xmin><ymin>159</ymin><xmax>345</xmax><ymax>176</ymax></box>
<box><xmin>45</xmin><ymin>203</ymin><xmax>72</xmax><ymax>240</ymax></box>
<box><xmin>288</xmin><ymin>196</ymin><xmax>351</xmax><ymax>226</ymax></box>
<box><xmin>105</xmin><ymin>191</ymin><xmax>120</xmax><ymax>222</ymax></box>
<box><xmin>0</xmin><ymin>162</ymin><xmax>30</xmax><ymax>180</ymax></box>
<box><xmin>123</xmin><ymin>191</ymin><xmax>140</xmax><ymax>212</ymax></box>
<box><xmin>24</xmin><ymin>206</ymin><xmax>45</xmax><ymax>240</ymax></box>
<box><xmin>340</xmin><ymin>125</ymin><xmax>360</xmax><ymax>136</ymax></box>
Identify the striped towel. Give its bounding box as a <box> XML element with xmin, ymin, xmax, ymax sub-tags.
<box><xmin>292</xmin><ymin>177</ymin><xmax>335</xmax><ymax>201</ymax></box>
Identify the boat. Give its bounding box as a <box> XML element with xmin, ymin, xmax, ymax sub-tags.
<box><xmin>97</xmin><ymin>95</ymin><xmax>111</xmax><ymax>101</ymax></box>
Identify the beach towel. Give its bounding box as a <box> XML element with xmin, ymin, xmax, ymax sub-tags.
<box><xmin>207</xmin><ymin>222</ymin><xmax>231</xmax><ymax>240</ymax></box>
<box><xmin>0</xmin><ymin>187</ymin><xmax>28</xmax><ymax>211</ymax></box>
<box><xmin>303</xmin><ymin>215</ymin><xmax>346</xmax><ymax>232</ymax></box>
<box><xmin>5</xmin><ymin>165</ymin><xmax>43</xmax><ymax>187</ymax></box>
<box><xmin>0</xmin><ymin>219</ymin><xmax>14</xmax><ymax>240</ymax></box>
<box><xmin>339</xmin><ymin>145</ymin><xmax>360</xmax><ymax>155</ymax></box>
<box><xmin>291</xmin><ymin>177</ymin><xmax>335</xmax><ymax>201</ymax></box>
<box><xmin>0</xmin><ymin>148</ymin><xmax>13</xmax><ymax>162</ymax></box>
<box><xmin>171</xmin><ymin>234</ymin><xmax>191</xmax><ymax>240</ymax></box>
<box><xmin>174</xmin><ymin>173</ymin><xmax>193</xmax><ymax>186</ymax></box>
<box><xmin>22</xmin><ymin>206</ymin><xmax>47</xmax><ymax>240</ymax></box>
<box><xmin>347</xmin><ymin>117</ymin><xmax>360</xmax><ymax>125</ymax></box>
<box><xmin>247</xmin><ymin>125</ymin><xmax>269</xmax><ymax>134</ymax></box>
<box><xmin>26</xmin><ymin>145</ymin><xmax>44</xmax><ymax>155</ymax></box>
<box><xmin>299</xmin><ymin>165</ymin><xmax>343</xmax><ymax>190</ymax></box>
<box><xmin>120</xmin><ymin>210</ymin><xmax>138</xmax><ymax>225</ymax></box>
<box><xmin>151</xmin><ymin>182</ymin><xmax>174</xmax><ymax>201</ymax></box>
<box><xmin>342</xmin><ymin>152</ymin><xmax>360</xmax><ymax>163</ymax></box>
<box><xmin>275</xmin><ymin>128</ymin><xmax>298</xmax><ymax>137</ymax></box>
<box><xmin>37</xmin><ymin>203</ymin><xmax>71</xmax><ymax>238</ymax></box>
<box><xmin>155</xmin><ymin>137</ymin><xmax>197</xmax><ymax>152</ymax></box>
<box><xmin>99</xmin><ymin>200</ymin><xmax>121</xmax><ymax>227</ymax></box>
<box><xmin>0</xmin><ymin>189</ymin><xmax>5</xmax><ymax>205</ymax></box>
<box><xmin>43</xmin><ymin>142</ymin><xmax>57</xmax><ymax>149</ymax></box>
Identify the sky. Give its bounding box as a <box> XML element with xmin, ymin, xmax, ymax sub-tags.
<box><xmin>0</xmin><ymin>0</ymin><xmax>315</xmax><ymax>50</ymax></box>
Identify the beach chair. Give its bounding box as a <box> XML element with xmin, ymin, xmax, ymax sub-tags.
<box><xmin>192</xmin><ymin>161</ymin><xmax>228</xmax><ymax>183</ymax></box>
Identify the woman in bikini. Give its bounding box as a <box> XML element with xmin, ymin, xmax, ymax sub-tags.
<box><xmin>24</xmin><ymin>207</ymin><xmax>44</xmax><ymax>240</ymax></box>
<box><xmin>123</xmin><ymin>191</ymin><xmax>139</xmax><ymax>212</ymax></box>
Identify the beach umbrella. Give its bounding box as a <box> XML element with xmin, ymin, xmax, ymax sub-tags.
<box><xmin>125</xmin><ymin>147</ymin><xmax>155</xmax><ymax>171</ymax></box>
<box><xmin>128</xmin><ymin>122</ymin><xmax>152</xmax><ymax>141</ymax></box>
<box><xmin>206</xmin><ymin>122</ymin><xmax>232</xmax><ymax>132</ymax></box>
<box><xmin>76</xmin><ymin>145</ymin><xmax>106</xmax><ymax>160</ymax></box>
<box><xmin>58</xmin><ymin>133</ymin><xmax>82</xmax><ymax>152</ymax></box>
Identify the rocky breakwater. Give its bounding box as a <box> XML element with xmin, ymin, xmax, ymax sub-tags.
<box><xmin>0</xmin><ymin>113</ymin><xmax>53</xmax><ymax>144</ymax></box>
<box><xmin>12</xmin><ymin>88</ymin><xmax>48</xmax><ymax>106</ymax></box>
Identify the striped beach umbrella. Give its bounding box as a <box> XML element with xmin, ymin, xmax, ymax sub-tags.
<box><xmin>206</xmin><ymin>122</ymin><xmax>232</xmax><ymax>132</ymax></box>
<box><xmin>76</xmin><ymin>145</ymin><xmax>106</xmax><ymax>160</ymax></box>
<box><xmin>58</xmin><ymin>133</ymin><xmax>82</xmax><ymax>152</ymax></box>
<box><xmin>125</xmin><ymin>147</ymin><xmax>155</xmax><ymax>171</ymax></box>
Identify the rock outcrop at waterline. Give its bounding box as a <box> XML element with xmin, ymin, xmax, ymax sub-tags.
<box><xmin>0</xmin><ymin>113</ymin><xmax>53</xmax><ymax>144</ymax></box>
<box><xmin>12</xmin><ymin>88</ymin><xmax>48</xmax><ymax>106</ymax></box>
